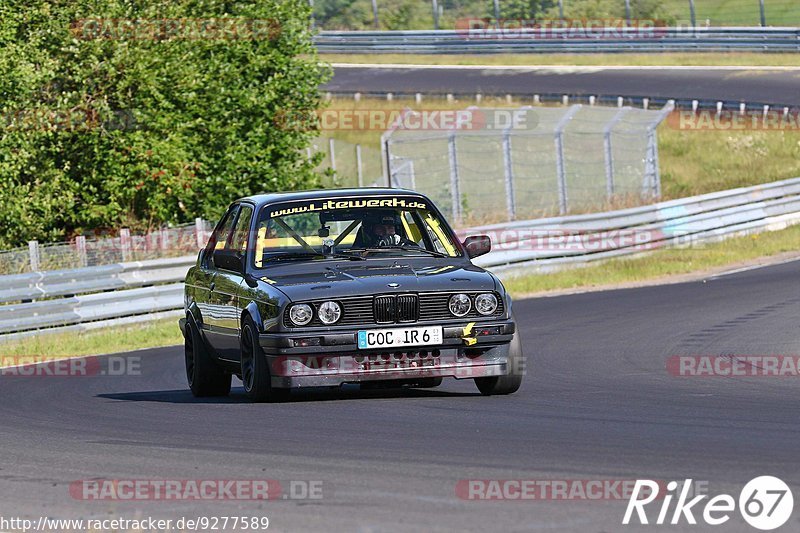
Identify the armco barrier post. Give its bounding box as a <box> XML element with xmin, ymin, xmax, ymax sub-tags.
<box><xmin>195</xmin><ymin>218</ymin><xmax>205</xmax><ymax>249</ymax></box>
<box><xmin>120</xmin><ymin>229</ymin><xmax>132</xmax><ymax>262</ymax></box>
<box><xmin>160</xmin><ymin>228</ymin><xmax>169</xmax><ymax>252</ymax></box>
<box><xmin>28</xmin><ymin>241</ymin><xmax>40</xmax><ymax>272</ymax></box>
<box><xmin>75</xmin><ymin>236</ymin><xmax>88</xmax><ymax>267</ymax></box>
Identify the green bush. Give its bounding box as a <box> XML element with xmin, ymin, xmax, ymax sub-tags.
<box><xmin>0</xmin><ymin>0</ymin><xmax>330</xmax><ymax>248</ymax></box>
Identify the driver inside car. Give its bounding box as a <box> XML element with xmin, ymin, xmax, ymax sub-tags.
<box><xmin>364</xmin><ymin>214</ymin><xmax>416</xmax><ymax>248</ymax></box>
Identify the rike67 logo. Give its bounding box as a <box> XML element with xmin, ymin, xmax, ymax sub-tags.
<box><xmin>623</xmin><ymin>476</ymin><xmax>794</xmax><ymax>530</ymax></box>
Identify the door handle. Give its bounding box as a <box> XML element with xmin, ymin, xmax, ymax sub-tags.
<box><xmin>209</xmin><ymin>282</ymin><xmax>215</xmax><ymax>292</ymax></box>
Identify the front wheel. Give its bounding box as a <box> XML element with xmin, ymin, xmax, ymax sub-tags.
<box><xmin>185</xmin><ymin>319</ymin><xmax>231</xmax><ymax>397</ymax></box>
<box><xmin>240</xmin><ymin>316</ymin><xmax>290</xmax><ymax>403</ymax></box>
<box><xmin>474</xmin><ymin>321</ymin><xmax>524</xmax><ymax>396</ymax></box>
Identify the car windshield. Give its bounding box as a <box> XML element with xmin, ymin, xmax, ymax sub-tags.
<box><xmin>253</xmin><ymin>196</ymin><xmax>461</xmax><ymax>267</ymax></box>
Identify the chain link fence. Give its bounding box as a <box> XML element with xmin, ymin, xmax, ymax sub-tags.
<box><xmin>0</xmin><ymin>220</ymin><xmax>213</xmax><ymax>275</ymax></box>
<box><xmin>310</xmin><ymin>137</ymin><xmax>384</xmax><ymax>188</ymax></box>
<box><xmin>384</xmin><ymin>103</ymin><xmax>673</xmax><ymax>225</ymax></box>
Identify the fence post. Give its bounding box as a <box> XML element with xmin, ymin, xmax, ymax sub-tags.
<box><xmin>553</xmin><ymin>105</ymin><xmax>582</xmax><ymax>215</ymax></box>
<box><xmin>447</xmin><ymin>131</ymin><xmax>462</xmax><ymax>222</ymax></box>
<box><xmin>431</xmin><ymin>0</ymin><xmax>439</xmax><ymax>30</ymax></box>
<box><xmin>380</xmin><ymin>132</ymin><xmax>392</xmax><ymax>187</ymax></box>
<box><xmin>328</xmin><ymin>137</ymin><xmax>336</xmax><ymax>171</ymax></box>
<box><xmin>28</xmin><ymin>240</ymin><xmax>40</xmax><ymax>272</ymax></box>
<box><xmin>371</xmin><ymin>0</ymin><xmax>379</xmax><ymax>28</ymax></box>
<box><xmin>688</xmin><ymin>0</ymin><xmax>696</xmax><ymax>27</ymax></box>
<box><xmin>160</xmin><ymin>228</ymin><xmax>169</xmax><ymax>252</ymax></box>
<box><xmin>645</xmin><ymin>101</ymin><xmax>675</xmax><ymax>198</ymax></box>
<box><xmin>624</xmin><ymin>0</ymin><xmax>631</xmax><ymax>26</ymax></box>
<box><xmin>502</xmin><ymin>127</ymin><xmax>516</xmax><ymax>220</ymax></box>
<box><xmin>603</xmin><ymin>107</ymin><xmax>631</xmax><ymax>199</ymax></box>
<box><xmin>195</xmin><ymin>218</ymin><xmax>205</xmax><ymax>249</ymax></box>
<box><xmin>119</xmin><ymin>228</ymin><xmax>132</xmax><ymax>262</ymax></box>
<box><xmin>558</xmin><ymin>0</ymin><xmax>564</xmax><ymax>20</ymax></box>
<box><xmin>492</xmin><ymin>0</ymin><xmax>500</xmax><ymax>21</ymax></box>
<box><xmin>75</xmin><ymin>235</ymin><xmax>88</xmax><ymax>267</ymax></box>
<box><xmin>759</xmin><ymin>0</ymin><xmax>766</xmax><ymax>27</ymax></box>
<box><xmin>356</xmin><ymin>144</ymin><xmax>364</xmax><ymax>187</ymax></box>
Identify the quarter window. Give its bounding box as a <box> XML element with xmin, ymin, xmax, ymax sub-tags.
<box><xmin>206</xmin><ymin>206</ymin><xmax>238</xmax><ymax>254</ymax></box>
<box><xmin>231</xmin><ymin>205</ymin><xmax>254</xmax><ymax>253</ymax></box>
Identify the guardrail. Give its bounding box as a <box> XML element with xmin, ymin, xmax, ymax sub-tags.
<box><xmin>314</xmin><ymin>27</ymin><xmax>800</xmax><ymax>53</ymax></box>
<box><xmin>469</xmin><ymin>177</ymin><xmax>800</xmax><ymax>272</ymax></box>
<box><xmin>1</xmin><ymin>176</ymin><xmax>799</xmax><ymax>341</ymax></box>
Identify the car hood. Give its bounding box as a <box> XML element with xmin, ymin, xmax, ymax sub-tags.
<box><xmin>255</xmin><ymin>259</ymin><xmax>496</xmax><ymax>301</ymax></box>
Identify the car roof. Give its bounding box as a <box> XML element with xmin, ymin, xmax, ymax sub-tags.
<box><xmin>236</xmin><ymin>187</ymin><xmax>429</xmax><ymax>206</ymax></box>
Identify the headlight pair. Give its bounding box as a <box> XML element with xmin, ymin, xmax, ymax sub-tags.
<box><xmin>288</xmin><ymin>301</ymin><xmax>342</xmax><ymax>326</ymax></box>
<box><xmin>448</xmin><ymin>293</ymin><xmax>498</xmax><ymax>317</ymax></box>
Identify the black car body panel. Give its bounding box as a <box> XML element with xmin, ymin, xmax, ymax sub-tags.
<box><xmin>183</xmin><ymin>188</ymin><xmax>518</xmax><ymax>389</ymax></box>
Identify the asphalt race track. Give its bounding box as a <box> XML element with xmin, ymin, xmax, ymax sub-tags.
<box><xmin>1</xmin><ymin>259</ymin><xmax>799</xmax><ymax>532</ymax></box>
<box><xmin>324</xmin><ymin>65</ymin><xmax>800</xmax><ymax>107</ymax></box>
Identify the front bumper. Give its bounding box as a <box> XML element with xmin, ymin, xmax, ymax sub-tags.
<box><xmin>259</xmin><ymin>320</ymin><xmax>515</xmax><ymax>388</ymax></box>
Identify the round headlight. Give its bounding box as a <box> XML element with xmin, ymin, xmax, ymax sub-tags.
<box><xmin>289</xmin><ymin>304</ymin><xmax>313</xmax><ymax>326</ymax></box>
<box><xmin>475</xmin><ymin>293</ymin><xmax>498</xmax><ymax>316</ymax></box>
<box><xmin>317</xmin><ymin>301</ymin><xmax>342</xmax><ymax>325</ymax></box>
<box><xmin>448</xmin><ymin>293</ymin><xmax>471</xmax><ymax>317</ymax></box>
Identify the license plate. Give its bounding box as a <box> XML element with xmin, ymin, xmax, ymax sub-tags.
<box><xmin>357</xmin><ymin>326</ymin><xmax>443</xmax><ymax>350</ymax></box>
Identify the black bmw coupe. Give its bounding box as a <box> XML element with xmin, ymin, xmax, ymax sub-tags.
<box><xmin>180</xmin><ymin>188</ymin><xmax>524</xmax><ymax>402</ymax></box>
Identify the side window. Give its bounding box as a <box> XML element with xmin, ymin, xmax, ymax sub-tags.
<box><xmin>230</xmin><ymin>205</ymin><xmax>254</xmax><ymax>253</ymax></box>
<box><xmin>206</xmin><ymin>206</ymin><xmax>239</xmax><ymax>256</ymax></box>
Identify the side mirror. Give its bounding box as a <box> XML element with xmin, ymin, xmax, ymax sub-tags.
<box><xmin>212</xmin><ymin>248</ymin><xmax>244</xmax><ymax>274</ymax></box>
<box><xmin>463</xmin><ymin>235</ymin><xmax>491</xmax><ymax>259</ymax></box>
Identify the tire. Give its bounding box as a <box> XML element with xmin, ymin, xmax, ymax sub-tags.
<box><xmin>474</xmin><ymin>322</ymin><xmax>524</xmax><ymax>396</ymax></box>
<box><xmin>240</xmin><ymin>316</ymin><xmax>290</xmax><ymax>403</ymax></box>
<box><xmin>185</xmin><ymin>318</ymin><xmax>231</xmax><ymax>397</ymax></box>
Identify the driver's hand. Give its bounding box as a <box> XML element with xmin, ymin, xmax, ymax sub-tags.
<box><xmin>377</xmin><ymin>234</ymin><xmax>402</xmax><ymax>246</ymax></box>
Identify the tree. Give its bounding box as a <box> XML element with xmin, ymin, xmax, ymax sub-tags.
<box><xmin>0</xmin><ymin>0</ymin><xmax>329</xmax><ymax>247</ymax></box>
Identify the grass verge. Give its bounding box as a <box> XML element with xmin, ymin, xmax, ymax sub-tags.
<box><xmin>322</xmin><ymin>53</ymin><xmax>800</xmax><ymax>68</ymax></box>
<box><xmin>0</xmin><ymin>318</ymin><xmax>182</xmax><ymax>363</ymax></box>
<box><xmin>503</xmin><ymin>224</ymin><xmax>800</xmax><ymax>297</ymax></box>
